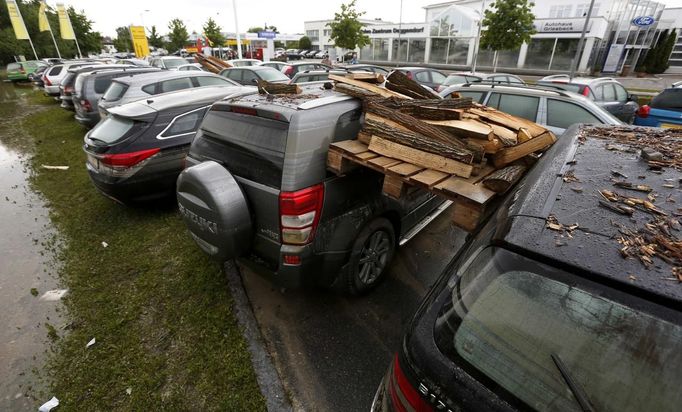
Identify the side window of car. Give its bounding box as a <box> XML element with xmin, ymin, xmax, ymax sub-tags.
<box><xmin>159</xmin><ymin>77</ymin><xmax>193</xmax><ymax>93</ymax></box>
<box><xmin>614</xmin><ymin>84</ymin><xmax>628</xmax><ymax>102</ymax></box>
<box><xmin>159</xmin><ymin>107</ymin><xmax>209</xmax><ymax>139</ymax></box>
<box><xmin>592</xmin><ymin>85</ymin><xmax>603</xmax><ymax>101</ymax></box>
<box><xmin>332</xmin><ymin>108</ymin><xmax>363</xmax><ymax>142</ymax></box>
<box><xmin>225</xmin><ymin>70</ymin><xmax>241</xmax><ymax>81</ymax></box>
<box><xmin>488</xmin><ymin>93</ymin><xmax>539</xmax><ymax>122</ymax></box>
<box><xmin>458</xmin><ymin>91</ymin><xmax>486</xmax><ymax>103</ymax></box>
<box><xmin>546</xmin><ymin>99</ymin><xmax>602</xmax><ymax>129</ymax></box>
<box><xmin>195</xmin><ymin>76</ymin><xmax>230</xmax><ymax>87</ymax></box>
<box><xmin>141</xmin><ymin>83</ymin><xmax>157</xmax><ymax>94</ymax></box>
<box><xmin>490</xmin><ymin>76</ymin><xmax>507</xmax><ymax>84</ymax></box>
<box><xmin>415</xmin><ymin>71</ymin><xmax>430</xmax><ymax>83</ymax></box>
<box><xmin>431</xmin><ymin>71</ymin><xmax>447</xmax><ymax>84</ymax></box>
<box><xmin>508</xmin><ymin>76</ymin><xmax>524</xmax><ymax>84</ymax></box>
<box><xmin>602</xmin><ymin>84</ymin><xmax>616</xmax><ymax>101</ymax></box>
<box><xmin>241</xmin><ymin>70</ymin><xmax>258</xmax><ymax>84</ymax></box>
<box><xmin>94</xmin><ymin>77</ymin><xmax>113</xmax><ymax>94</ymax></box>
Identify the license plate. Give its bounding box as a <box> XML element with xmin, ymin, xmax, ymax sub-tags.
<box><xmin>661</xmin><ymin>123</ymin><xmax>682</xmax><ymax>129</ymax></box>
<box><xmin>87</xmin><ymin>155</ymin><xmax>99</xmax><ymax>171</ymax></box>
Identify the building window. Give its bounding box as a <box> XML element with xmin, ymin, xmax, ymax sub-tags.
<box><xmin>374</xmin><ymin>39</ymin><xmax>389</xmax><ymax>61</ymax></box>
<box><xmin>549</xmin><ymin>5</ymin><xmax>573</xmax><ymax>18</ymax></box>
<box><xmin>447</xmin><ymin>38</ymin><xmax>469</xmax><ymax>65</ymax></box>
<box><xmin>575</xmin><ymin>3</ymin><xmax>599</xmax><ymax>17</ymax></box>
<box><xmin>525</xmin><ymin>38</ymin><xmax>555</xmax><ymax>70</ymax></box>
<box><xmin>550</xmin><ymin>38</ymin><xmax>579</xmax><ymax>70</ymax></box>
<box><xmin>408</xmin><ymin>39</ymin><xmax>426</xmax><ymax>63</ymax></box>
<box><xmin>430</xmin><ymin>38</ymin><xmax>449</xmax><ymax>63</ymax></box>
<box><xmin>305</xmin><ymin>30</ymin><xmax>319</xmax><ymax>41</ymax></box>
<box><xmin>392</xmin><ymin>39</ymin><xmax>408</xmax><ymax>62</ymax></box>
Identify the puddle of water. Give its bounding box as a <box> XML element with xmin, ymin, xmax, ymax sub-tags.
<box><xmin>0</xmin><ymin>85</ymin><xmax>62</xmax><ymax>411</ymax></box>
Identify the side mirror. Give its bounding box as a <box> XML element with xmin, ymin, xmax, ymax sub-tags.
<box><xmin>628</xmin><ymin>93</ymin><xmax>639</xmax><ymax>103</ymax></box>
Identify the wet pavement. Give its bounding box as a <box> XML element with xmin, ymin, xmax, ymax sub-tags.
<box><xmin>0</xmin><ymin>84</ymin><xmax>62</xmax><ymax>411</ymax></box>
<box><xmin>240</xmin><ymin>210</ymin><xmax>468</xmax><ymax>411</ymax></box>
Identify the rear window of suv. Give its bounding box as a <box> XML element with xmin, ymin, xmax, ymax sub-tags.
<box><xmin>102</xmin><ymin>81</ymin><xmax>128</xmax><ymax>101</ymax></box>
<box><xmin>7</xmin><ymin>63</ymin><xmax>20</xmax><ymax>71</ymax></box>
<box><xmin>198</xmin><ymin>107</ymin><xmax>288</xmax><ymax>189</ymax></box>
<box><xmin>651</xmin><ymin>89</ymin><xmax>682</xmax><ymax>112</ymax></box>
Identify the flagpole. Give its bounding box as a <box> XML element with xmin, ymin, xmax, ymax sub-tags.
<box><xmin>47</xmin><ymin>25</ymin><xmax>62</xmax><ymax>59</ymax></box>
<box><xmin>13</xmin><ymin>0</ymin><xmax>39</xmax><ymax>60</ymax></box>
<box><xmin>74</xmin><ymin>36</ymin><xmax>82</xmax><ymax>58</ymax></box>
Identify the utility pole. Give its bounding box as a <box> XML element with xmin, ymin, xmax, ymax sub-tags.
<box><xmin>395</xmin><ymin>0</ymin><xmax>403</xmax><ymax>66</ymax></box>
<box><xmin>569</xmin><ymin>0</ymin><xmax>596</xmax><ymax>80</ymax></box>
<box><xmin>233</xmin><ymin>0</ymin><xmax>242</xmax><ymax>58</ymax></box>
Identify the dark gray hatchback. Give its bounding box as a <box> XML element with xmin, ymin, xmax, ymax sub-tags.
<box><xmin>177</xmin><ymin>86</ymin><xmax>448</xmax><ymax>294</ymax></box>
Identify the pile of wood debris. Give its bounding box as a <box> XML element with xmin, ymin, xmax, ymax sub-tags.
<box><xmin>321</xmin><ymin>70</ymin><xmax>557</xmax><ymax>231</ymax></box>
<box><xmin>194</xmin><ymin>54</ymin><xmax>232</xmax><ymax>73</ymax></box>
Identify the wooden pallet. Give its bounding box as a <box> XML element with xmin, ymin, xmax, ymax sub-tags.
<box><xmin>327</xmin><ymin>139</ymin><xmax>498</xmax><ymax>231</ymax></box>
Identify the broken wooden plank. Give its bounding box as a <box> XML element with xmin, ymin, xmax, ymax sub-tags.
<box><xmin>356</xmin><ymin>151</ymin><xmax>379</xmax><ymax>161</ymax></box>
<box><xmin>452</xmin><ymin>201</ymin><xmax>483</xmax><ymax>232</ymax></box>
<box><xmin>330</xmin><ymin>139</ymin><xmax>369</xmax><ymax>155</ymax></box>
<box><xmin>517</xmin><ymin>127</ymin><xmax>532</xmax><ymax>143</ymax></box>
<box><xmin>469</xmin><ymin>107</ymin><xmax>547</xmax><ymax>137</ymax></box>
<box><xmin>435</xmin><ymin>177</ymin><xmax>496</xmax><ymax>205</ymax></box>
<box><xmin>370</xmin><ymin>136</ymin><xmax>473</xmax><ymax>178</ymax></box>
<box><xmin>424</xmin><ymin>119</ymin><xmax>494</xmax><ymax>141</ymax></box>
<box><xmin>465</xmin><ymin>137</ymin><xmax>502</xmax><ymax>154</ymax></box>
<box><xmin>367</xmin><ymin>156</ymin><xmax>402</xmax><ymax>170</ymax></box>
<box><xmin>492</xmin><ymin>131</ymin><xmax>557</xmax><ymax>168</ymax></box>
<box><xmin>382</xmin><ymin>174</ymin><xmax>405</xmax><ymax>199</ymax></box>
<box><xmin>385</xmin><ymin>70</ymin><xmax>440</xmax><ymax>99</ymax></box>
<box><xmin>387</xmin><ymin>162</ymin><xmax>424</xmax><ymax>177</ymax></box>
<box><xmin>330</xmin><ymin>74</ymin><xmax>411</xmax><ymax>99</ymax></box>
<box><xmin>485</xmin><ymin>122</ymin><xmax>517</xmax><ymax>146</ymax></box>
<box><xmin>397</xmin><ymin>106</ymin><xmax>463</xmax><ymax>121</ymax></box>
<box><xmin>372</xmin><ymin>97</ymin><xmax>473</xmax><ymax>110</ymax></box>
<box><xmin>327</xmin><ymin>150</ymin><xmax>357</xmax><ymax>174</ymax></box>
<box><xmin>257</xmin><ymin>80</ymin><xmax>301</xmax><ymax>95</ymax></box>
<box><xmin>408</xmin><ymin>169</ymin><xmax>450</xmax><ymax>188</ymax></box>
<box><xmin>357</xmin><ymin>131</ymin><xmax>371</xmax><ymax>145</ymax></box>
<box><xmin>482</xmin><ymin>164</ymin><xmax>527</xmax><ymax>193</ymax></box>
<box><xmin>346</xmin><ymin>72</ymin><xmax>386</xmax><ymax>83</ymax></box>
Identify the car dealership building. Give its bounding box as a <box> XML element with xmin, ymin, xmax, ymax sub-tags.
<box><xmin>305</xmin><ymin>0</ymin><xmax>679</xmax><ymax>74</ymax></box>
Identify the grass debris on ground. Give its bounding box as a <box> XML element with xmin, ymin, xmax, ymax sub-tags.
<box><xmin>12</xmin><ymin>90</ymin><xmax>266</xmax><ymax>411</ymax></box>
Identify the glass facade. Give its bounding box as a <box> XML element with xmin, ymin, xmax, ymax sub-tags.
<box><xmin>525</xmin><ymin>39</ymin><xmax>555</xmax><ymax>70</ymax></box>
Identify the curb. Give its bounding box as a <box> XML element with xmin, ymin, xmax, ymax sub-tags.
<box><xmin>223</xmin><ymin>261</ymin><xmax>292</xmax><ymax>412</ymax></box>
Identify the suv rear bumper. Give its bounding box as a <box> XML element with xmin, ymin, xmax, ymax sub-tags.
<box><xmin>238</xmin><ymin>245</ymin><xmax>350</xmax><ymax>289</ymax></box>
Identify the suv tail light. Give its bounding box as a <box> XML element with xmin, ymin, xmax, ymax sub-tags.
<box><xmin>637</xmin><ymin>105</ymin><xmax>650</xmax><ymax>118</ymax></box>
<box><xmin>44</xmin><ymin>75</ymin><xmax>51</xmax><ymax>86</ymax></box>
<box><xmin>80</xmin><ymin>99</ymin><xmax>92</xmax><ymax>112</ymax></box>
<box><xmin>581</xmin><ymin>87</ymin><xmax>590</xmax><ymax>97</ymax></box>
<box><xmin>283</xmin><ymin>66</ymin><xmax>293</xmax><ymax>77</ymax></box>
<box><xmin>279</xmin><ymin>184</ymin><xmax>324</xmax><ymax>245</ymax></box>
<box><xmin>64</xmin><ymin>85</ymin><xmax>74</xmax><ymax>94</ymax></box>
<box><xmin>387</xmin><ymin>354</ymin><xmax>432</xmax><ymax>412</ymax></box>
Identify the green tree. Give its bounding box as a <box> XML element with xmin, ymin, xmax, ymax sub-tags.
<box><xmin>202</xmin><ymin>17</ymin><xmax>225</xmax><ymax>47</ymax></box>
<box><xmin>67</xmin><ymin>6</ymin><xmax>102</xmax><ymax>55</ymax></box>
<box><xmin>113</xmin><ymin>26</ymin><xmax>131</xmax><ymax>53</ymax></box>
<box><xmin>299</xmin><ymin>36</ymin><xmax>311</xmax><ymax>50</ymax></box>
<box><xmin>651</xmin><ymin>29</ymin><xmax>677</xmax><ymax>74</ymax></box>
<box><xmin>148</xmin><ymin>25</ymin><xmax>164</xmax><ymax>48</ymax></box>
<box><xmin>167</xmin><ymin>18</ymin><xmax>188</xmax><ymax>52</ymax></box>
<box><xmin>480</xmin><ymin>0</ymin><xmax>536</xmax><ymax>71</ymax></box>
<box><xmin>247</xmin><ymin>27</ymin><xmax>263</xmax><ymax>33</ymax></box>
<box><xmin>327</xmin><ymin>0</ymin><xmax>370</xmax><ymax>51</ymax></box>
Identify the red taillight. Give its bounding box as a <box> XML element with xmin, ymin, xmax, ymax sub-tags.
<box><xmin>581</xmin><ymin>87</ymin><xmax>590</xmax><ymax>97</ymax></box>
<box><xmin>388</xmin><ymin>354</ymin><xmax>432</xmax><ymax>412</ymax></box>
<box><xmin>44</xmin><ymin>75</ymin><xmax>52</xmax><ymax>86</ymax></box>
<box><xmin>80</xmin><ymin>99</ymin><xmax>92</xmax><ymax>112</ymax></box>
<box><xmin>637</xmin><ymin>105</ymin><xmax>650</xmax><ymax>118</ymax></box>
<box><xmin>405</xmin><ymin>71</ymin><xmax>413</xmax><ymax>80</ymax></box>
<box><xmin>231</xmin><ymin>106</ymin><xmax>258</xmax><ymax>116</ymax></box>
<box><xmin>283</xmin><ymin>66</ymin><xmax>293</xmax><ymax>76</ymax></box>
<box><xmin>100</xmin><ymin>148</ymin><xmax>160</xmax><ymax>167</ymax></box>
<box><xmin>283</xmin><ymin>255</ymin><xmax>301</xmax><ymax>265</ymax></box>
<box><xmin>279</xmin><ymin>184</ymin><xmax>324</xmax><ymax>245</ymax></box>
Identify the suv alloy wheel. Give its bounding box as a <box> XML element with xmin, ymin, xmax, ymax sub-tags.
<box><xmin>345</xmin><ymin>218</ymin><xmax>395</xmax><ymax>295</ymax></box>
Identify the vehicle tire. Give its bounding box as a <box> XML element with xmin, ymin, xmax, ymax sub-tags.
<box><xmin>344</xmin><ymin>217</ymin><xmax>396</xmax><ymax>296</ymax></box>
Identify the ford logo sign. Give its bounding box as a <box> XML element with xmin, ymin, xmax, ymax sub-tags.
<box><xmin>632</xmin><ymin>16</ymin><xmax>655</xmax><ymax>27</ymax></box>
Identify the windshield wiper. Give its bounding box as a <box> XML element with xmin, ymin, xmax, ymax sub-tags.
<box><xmin>551</xmin><ymin>353</ymin><xmax>595</xmax><ymax>412</ymax></box>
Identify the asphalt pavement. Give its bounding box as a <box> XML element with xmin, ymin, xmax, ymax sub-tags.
<box><xmin>240</xmin><ymin>208</ymin><xmax>468</xmax><ymax>411</ymax></box>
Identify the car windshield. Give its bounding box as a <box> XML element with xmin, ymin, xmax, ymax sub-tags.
<box><xmin>434</xmin><ymin>247</ymin><xmax>682</xmax><ymax>412</ymax></box>
<box><xmin>163</xmin><ymin>58</ymin><xmax>187</xmax><ymax>69</ymax></box>
<box><xmin>102</xmin><ymin>81</ymin><xmax>127</xmax><ymax>101</ymax></box>
<box><xmin>650</xmin><ymin>89</ymin><xmax>682</xmax><ymax>112</ymax></box>
<box><xmin>259</xmin><ymin>69</ymin><xmax>291</xmax><ymax>82</ymax></box>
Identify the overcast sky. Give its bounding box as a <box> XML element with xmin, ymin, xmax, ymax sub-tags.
<box><xmin>56</xmin><ymin>0</ymin><xmax>682</xmax><ymax>37</ymax></box>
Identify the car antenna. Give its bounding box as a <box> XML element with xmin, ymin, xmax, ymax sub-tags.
<box><xmin>147</xmin><ymin>99</ymin><xmax>154</xmax><ymax>104</ymax></box>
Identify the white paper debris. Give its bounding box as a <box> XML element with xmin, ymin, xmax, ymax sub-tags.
<box><xmin>39</xmin><ymin>289</ymin><xmax>68</xmax><ymax>301</ymax></box>
<box><xmin>101</xmin><ymin>241</ymin><xmax>108</xmax><ymax>248</ymax></box>
<box><xmin>41</xmin><ymin>165</ymin><xmax>69</xmax><ymax>170</ymax></box>
<box><xmin>86</xmin><ymin>338</ymin><xmax>96</xmax><ymax>348</ymax></box>
<box><xmin>38</xmin><ymin>396</ymin><xmax>59</xmax><ymax>412</ymax></box>
<box><xmin>126</xmin><ymin>387</ymin><xmax>132</xmax><ymax>395</ymax></box>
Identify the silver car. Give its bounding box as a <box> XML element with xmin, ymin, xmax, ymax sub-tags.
<box><xmin>439</xmin><ymin>83</ymin><xmax>623</xmax><ymax>135</ymax></box>
<box><xmin>98</xmin><ymin>71</ymin><xmax>241</xmax><ymax>118</ymax></box>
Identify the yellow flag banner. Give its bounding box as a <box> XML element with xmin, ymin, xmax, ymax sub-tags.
<box><xmin>129</xmin><ymin>26</ymin><xmax>150</xmax><ymax>58</ymax></box>
<box><xmin>56</xmin><ymin>3</ymin><xmax>76</xmax><ymax>40</ymax></box>
<box><xmin>38</xmin><ymin>1</ymin><xmax>51</xmax><ymax>32</ymax></box>
<box><xmin>6</xmin><ymin>0</ymin><xmax>30</xmax><ymax>40</ymax></box>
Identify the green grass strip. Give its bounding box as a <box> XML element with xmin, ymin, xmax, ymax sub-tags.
<box><xmin>17</xmin><ymin>93</ymin><xmax>266</xmax><ymax>411</ymax></box>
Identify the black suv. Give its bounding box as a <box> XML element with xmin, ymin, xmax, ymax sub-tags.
<box><xmin>372</xmin><ymin>125</ymin><xmax>682</xmax><ymax>411</ymax></box>
<box><xmin>176</xmin><ymin>86</ymin><xmax>447</xmax><ymax>294</ymax></box>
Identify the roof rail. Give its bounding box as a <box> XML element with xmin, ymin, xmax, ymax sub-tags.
<box><xmin>454</xmin><ymin>82</ymin><xmax>575</xmax><ymax>98</ymax></box>
<box><xmin>594</xmin><ymin>77</ymin><xmax>617</xmax><ymax>82</ymax></box>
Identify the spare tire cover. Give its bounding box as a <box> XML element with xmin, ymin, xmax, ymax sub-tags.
<box><xmin>177</xmin><ymin>161</ymin><xmax>252</xmax><ymax>261</ymax></box>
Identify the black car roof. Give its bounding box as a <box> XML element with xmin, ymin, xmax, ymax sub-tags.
<box><xmin>501</xmin><ymin>125</ymin><xmax>681</xmax><ymax>304</ymax></box>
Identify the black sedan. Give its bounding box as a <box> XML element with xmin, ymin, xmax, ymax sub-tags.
<box><xmin>219</xmin><ymin>66</ymin><xmax>289</xmax><ymax>86</ymax></box>
<box><xmin>83</xmin><ymin>85</ymin><xmax>252</xmax><ymax>204</ymax></box>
